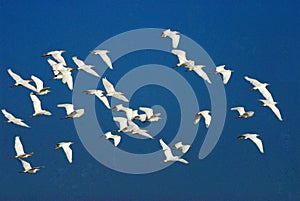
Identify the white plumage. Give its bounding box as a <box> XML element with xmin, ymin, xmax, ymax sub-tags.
<box><xmin>215</xmin><ymin>65</ymin><xmax>234</xmax><ymax>84</ymax></box>
<box><xmin>104</xmin><ymin>132</ymin><xmax>121</xmax><ymax>147</ymax></box>
<box><xmin>161</xmin><ymin>29</ymin><xmax>180</xmax><ymax>48</ymax></box>
<box><xmin>159</xmin><ymin>139</ymin><xmax>189</xmax><ymax>164</ymax></box>
<box><xmin>237</xmin><ymin>134</ymin><xmax>264</xmax><ymax>153</ymax></box>
<box><xmin>29</xmin><ymin>93</ymin><xmax>52</xmax><ymax>117</ymax></box>
<box><xmin>139</xmin><ymin>107</ymin><xmax>161</xmax><ymax>122</ymax></box>
<box><xmin>57</xmin><ymin>103</ymin><xmax>84</xmax><ymax>119</ymax></box>
<box><xmin>244</xmin><ymin>76</ymin><xmax>274</xmax><ymax>101</ymax></box>
<box><xmin>1</xmin><ymin>109</ymin><xmax>30</xmax><ymax>128</ymax></box>
<box><xmin>31</xmin><ymin>75</ymin><xmax>51</xmax><ymax>95</ymax></box>
<box><xmin>183</xmin><ymin>60</ymin><xmax>212</xmax><ymax>84</ymax></box>
<box><xmin>55</xmin><ymin>142</ymin><xmax>74</xmax><ymax>163</ymax></box>
<box><xmin>83</xmin><ymin>90</ymin><xmax>110</xmax><ymax>109</ymax></box>
<box><xmin>42</xmin><ymin>50</ymin><xmax>67</xmax><ymax>66</ymax></box>
<box><xmin>72</xmin><ymin>56</ymin><xmax>100</xmax><ymax>77</ymax></box>
<box><xmin>259</xmin><ymin>99</ymin><xmax>283</xmax><ymax>121</ymax></box>
<box><xmin>102</xmin><ymin>77</ymin><xmax>129</xmax><ymax>102</ymax></box>
<box><xmin>231</xmin><ymin>106</ymin><xmax>254</xmax><ymax>119</ymax></box>
<box><xmin>18</xmin><ymin>159</ymin><xmax>44</xmax><ymax>174</ymax></box>
<box><xmin>13</xmin><ymin>136</ymin><xmax>34</xmax><ymax>159</ymax></box>
<box><xmin>174</xmin><ymin>141</ymin><xmax>191</xmax><ymax>154</ymax></box>
<box><xmin>194</xmin><ymin>110</ymin><xmax>211</xmax><ymax>128</ymax></box>
<box><xmin>90</xmin><ymin>50</ymin><xmax>113</xmax><ymax>70</ymax></box>
<box><xmin>7</xmin><ymin>68</ymin><xmax>37</xmax><ymax>92</ymax></box>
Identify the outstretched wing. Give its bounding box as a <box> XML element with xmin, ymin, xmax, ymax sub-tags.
<box><xmin>268</xmin><ymin>104</ymin><xmax>283</xmax><ymax>121</ymax></box>
<box><xmin>193</xmin><ymin>67</ymin><xmax>212</xmax><ymax>84</ymax></box>
<box><xmin>100</xmin><ymin>52</ymin><xmax>113</xmax><ymax>69</ymax></box>
<box><xmin>1</xmin><ymin>109</ymin><xmax>15</xmax><ymax>120</ymax></box>
<box><xmin>244</xmin><ymin>76</ymin><xmax>262</xmax><ymax>87</ymax></box>
<box><xmin>15</xmin><ymin>136</ymin><xmax>25</xmax><ymax>156</ymax></box>
<box><xmin>62</xmin><ymin>145</ymin><xmax>73</xmax><ymax>163</ymax></box>
<box><xmin>249</xmin><ymin>136</ymin><xmax>264</xmax><ymax>153</ymax></box>
<box><xmin>7</xmin><ymin>68</ymin><xmax>22</xmax><ymax>82</ymax></box>
<box><xmin>230</xmin><ymin>107</ymin><xmax>245</xmax><ymax>116</ymax></box>
<box><xmin>170</xmin><ymin>33</ymin><xmax>180</xmax><ymax>49</ymax></box>
<box><xmin>31</xmin><ymin>75</ymin><xmax>44</xmax><ymax>92</ymax></box>
<box><xmin>30</xmin><ymin>93</ymin><xmax>42</xmax><ymax>113</ymax></box>
<box><xmin>139</xmin><ymin>107</ymin><xmax>153</xmax><ymax>119</ymax></box>
<box><xmin>57</xmin><ymin>104</ymin><xmax>74</xmax><ymax>115</ymax></box>
<box><xmin>113</xmin><ymin>117</ymin><xmax>128</xmax><ymax>130</ymax></box>
<box><xmin>102</xmin><ymin>77</ymin><xmax>115</xmax><ymax>94</ymax></box>
<box><xmin>19</xmin><ymin>159</ymin><xmax>32</xmax><ymax>171</ymax></box>
<box><xmin>171</xmin><ymin>49</ymin><xmax>187</xmax><ymax>65</ymax></box>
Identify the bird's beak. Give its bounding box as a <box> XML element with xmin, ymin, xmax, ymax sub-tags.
<box><xmin>62</xmin><ymin>50</ymin><xmax>66</xmax><ymax>53</ymax></box>
<box><xmin>230</xmin><ymin>70</ymin><xmax>235</xmax><ymax>72</ymax></box>
<box><xmin>54</xmin><ymin>145</ymin><xmax>59</xmax><ymax>149</ymax></box>
<box><xmin>250</xmin><ymin>87</ymin><xmax>255</xmax><ymax>90</ymax></box>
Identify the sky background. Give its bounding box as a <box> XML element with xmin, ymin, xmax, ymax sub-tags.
<box><xmin>0</xmin><ymin>1</ymin><xmax>299</xmax><ymax>201</ymax></box>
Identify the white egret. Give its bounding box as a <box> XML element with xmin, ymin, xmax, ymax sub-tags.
<box><xmin>231</xmin><ymin>106</ymin><xmax>254</xmax><ymax>119</ymax></box>
<box><xmin>13</xmin><ymin>136</ymin><xmax>34</xmax><ymax>159</ymax></box>
<box><xmin>1</xmin><ymin>109</ymin><xmax>30</xmax><ymax>128</ymax></box>
<box><xmin>215</xmin><ymin>65</ymin><xmax>234</xmax><ymax>84</ymax></box>
<box><xmin>104</xmin><ymin>132</ymin><xmax>121</xmax><ymax>147</ymax></box>
<box><xmin>139</xmin><ymin>107</ymin><xmax>161</xmax><ymax>122</ymax></box>
<box><xmin>57</xmin><ymin>104</ymin><xmax>84</xmax><ymax>119</ymax></box>
<box><xmin>42</xmin><ymin>50</ymin><xmax>67</xmax><ymax>66</ymax></box>
<box><xmin>174</xmin><ymin>141</ymin><xmax>191</xmax><ymax>154</ymax></box>
<box><xmin>244</xmin><ymin>76</ymin><xmax>274</xmax><ymax>101</ymax></box>
<box><xmin>102</xmin><ymin>77</ymin><xmax>129</xmax><ymax>102</ymax></box>
<box><xmin>31</xmin><ymin>75</ymin><xmax>51</xmax><ymax>95</ymax></box>
<box><xmin>237</xmin><ymin>134</ymin><xmax>264</xmax><ymax>153</ymax></box>
<box><xmin>171</xmin><ymin>49</ymin><xmax>189</xmax><ymax>68</ymax></box>
<box><xmin>259</xmin><ymin>99</ymin><xmax>283</xmax><ymax>121</ymax></box>
<box><xmin>29</xmin><ymin>93</ymin><xmax>52</xmax><ymax>117</ymax></box>
<box><xmin>72</xmin><ymin>56</ymin><xmax>100</xmax><ymax>77</ymax></box>
<box><xmin>90</xmin><ymin>50</ymin><xmax>113</xmax><ymax>70</ymax></box>
<box><xmin>83</xmin><ymin>90</ymin><xmax>110</xmax><ymax>109</ymax></box>
<box><xmin>194</xmin><ymin>110</ymin><xmax>211</xmax><ymax>128</ymax></box>
<box><xmin>55</xmin><ymin>142</ymin><xmax>74</xmax><ymax>163</ymax></box>
<box><xmin>159</xmin><ymin>139</ymin><xmax>189</xmax><ymax>164</ymax></box>
<box><xmin>7</xmin><ymin>69</ymin><xmax>37</xmax><ymax>91</ymax></box>
<box><xmin>111</xmin><ymin>104</ymin><xmax>130</xmax><ymax>112</ymax></box>
<box><xmin>183</xmin><ymin>60</ymin><xmax>212</xmax><ymax>84</ymax></box>
<box><xmin>54</xmin><ymin>66</ymin><xmax>74</xmax><ymax>90</ymax></box>
<box><xmin>18</xmin><ymin>159</ymin><xmax>44</xmax><ymax>174</ymax></box>
<box><xmin>161</xmin><ymin>29</ymin><xmax>180</xmax><ymax>48</ymax></box>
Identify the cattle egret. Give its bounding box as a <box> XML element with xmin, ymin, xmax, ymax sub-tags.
<box><xmin>90</xmin><ymin>50</ymin><xmax>113</xmax><ymax>70</ymax></box>
<box><xmin>72</xmin><ymin>56</ymin><xmax>100</xmax><ymax>77</ymax></box>
<box><xmin>102</xmin><ymin>77</ymin><xmax>129</xmax><ymax>102</ymax></box>
<box><xmin>55</xmin><ymin>142</ymin><xmax>74</xmax><ymax>163</ymax></box>
<box><xmin>237</xmin><ymin>134</ymin><xmax>264</xmax><ymax>153</ymax></box>
<box><xmin>111</xmin><ymin>104</ymin><xmax>129</xmax><ymax>112</ymax></box>
<box><xmin>244</xmin><ymin>76</ymin><xmax>274</xmax><ymax>101</ymax></box>
<box><xmin>194</xmin><ymin>110</ymin><xmax>211</xmax><ymax>128</ymax></box>
<box><xmin>159</xmin><ymin>139</ymin><xmax>188</xmax><ymax>164</ymax></box>
<box><xmin>183</xmin><ymin>60</ymin><xmax>212</xmax><ymax>84</ymax></box>
<box><xmin>13</xmin><ymin>136</ymin><xmax>34</xmax><ymax>159</ymax></box>
<box><xmin>161</xmin><ymin>29</ymin><xmax>180</xmax><ymax>48</ymax></box>
<box><xmin>174</xmin><ymin>141</ymin><xmax>191</xmax><ymax>154</ymax></box>
<box><xmin>18</xmin><ymin>159</ymin><xmax>44</xmax><ymax>174</ymax></box>
<box><xmin>104</xmin><ymin>132</ymin><xmax>121</xmax><ymax>147</ymax></box>
<box><xmin>171</xmin><ymin>49</ymin><xmax>189</xmax><ymax>68</ymax></box>
<box><xmin>29</xmin><ymin>93</ymin><xmax>51</xmax><ymax>117</ymax></box>
<box><xmin>215</xmin><ymin>65</ymin><xmax>234</xmax><ymax>84</ymax></box>
<box><xmin>231</xmin><ymin>107</ymin><xmax>254</xmax><ymax>119</ymax></box>
<box><xmin>1</xmin><ymin>109</ymin><xmax>30</xmax><ymax>128</ymax></box>
<box><xmin>139</xmin><ymin>107</ymin><xmax>161</xmax><ymax>122</ymax></box>
<box><xmin>31</xmin><ymin>75</ymin><xmax>51</xmax><ymax>95</ymax></box>
<box><xmin>57</xmin><ymin>104</ymin><xmax>84</xmax><ymax>119</ymax></box>
<box><xmin>7</xmin><ymin>69</ymin><xmax>36</xmax><ymax>91</ymax></box>
<box><xmin>42</xmin><ymin>50</ymin><xmax>67</xmax><ymax>66</ymax></box>
<box><xmin>259</xmin><ymin>99</ymin><xmax>283</xmax><ymax>121</ymax></box>
<box><xmin>83</xmin><ymin>90</ymin><xmax>110</xmax><ymax>109</ymax></box>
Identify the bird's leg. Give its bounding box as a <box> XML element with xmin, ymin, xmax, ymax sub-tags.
<box><xmin>9</xmin><ymin>84</ymin><xmax>17</xmax><ymax>88</ymax></box>
<box><xmin>59</xmin><ymin>116</ymin><xmax>67</xmax><ymax>120</ymax></box>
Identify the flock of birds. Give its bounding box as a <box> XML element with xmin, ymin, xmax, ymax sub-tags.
<box><xmin>2</xmin><ymin>28</ymin><xmax>283</xmax><ymax>173</ymax></box>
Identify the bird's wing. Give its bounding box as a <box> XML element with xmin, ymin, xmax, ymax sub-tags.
<box><xmin>268</xmin><ymin>104</ymin><xmax>283</xmax><ymax>121</ymax></box>
<box><xmin>159</xmin><ymin>139</ymin><xmax>174</xmax><ymax>159</ymax></box>
<box><xmin>193</xmin><ymin>67</ymin><xmax>212</xmax><ymax>84</ymax></box>
<box><xmin>171</xmin><ymin>49</ymin><xmax>187</xmax><ymax>64</ymax></box>
<box><xmin>19</xmin><ymin>159</ymin><xmax>32</xmax><ymax>171</ymax></box>
<box><xmin>113</xmin><ymin>135</ymin><xmax>121</xmax><ymax>146</ymax></box>
<box><xmin>94</xmin><ymin>91</ymin><xmax>110</xmax><ymax>109</ymax></box>
<box><xmin>170</xmin><ymin>33</ymin><xmax>180</xmax><ymax>49</ymax></box>
<box><xmin>52</xmin><ymin>52</ymin><xmax>66</xmax><ymax>66</ymax></box>
<box><xmin>72</xmin><ymin>56</ymin><xmax>85</xmax><ymax>67</ymax></box>
<box><xmin>159</xmin><ymin>139</ymin><xmax>170</xmax><ymax>151</ymax></box>
<box><xmin>100</xmin><ymin>53</ymin><xmax>113</xmax><ymax>69</ymax></box>
<box><xmin>215</xmin><ymin>65</ymin><xmax>225</xmax><ymax>72</ymax></box>
<box><xmin>47</xmin><ymin>58</ymin><xmax>58</xmax><ymax>68</ymax></box>
<box><xmin>181</xmin><ymin>145</ymin><xmax>191</xmax><ymax>154</ymax></box>
<box><xmin>60</xmin><ymin>70</ymin><xmax>73</xmax><ymax>90</ymax></box>
<box><xmin>22</xmin><ymin>82</ymin><xmax>37</xmax><ymax>92</ymax></box>
<box><xmin>202</xmin><ymin>111</ymin><xmax>212</xmax><ymax>128</ymax></box>
<box><xmin>74</xmin><ymin>109</ymin><xmax>85</xmax><ymax>118</ymax></box>
<box><xmin>113</xmin><ymin>117</ymin><xmax>128</xmax><ymax>130</ymax></box>
<box><xmin>194</xmin><ymin>113</ymin><xmax>201</xmax><ymax>124</ymax></box>
<box><xmin>112</xmin><ymin>94</ymin><xmax>129</xmax><ymax>102</ymax></box>
<box><xmin>139</xmin><ymin>107</ymin><xmax>153</xmax><ymax>119</ymax></box>
<box><xmin>7</xmin><ymin>69</ymin><xmax>22</xmax><ymax>82</ymax></box>
<box><xmin>174</xmin><ymin>141</ymin><xmax>183</xmax><ymax>149</ymax></box>
<box><xmin>230</xmin><ymin>107</ymin><xmax>245</xmax><ymax>115</ymax></box>
<box><xmin>57</xmin><ymin>104</ymin><xmax>74</xmax><ymax>115</ymax></box>
<box><xmin>15</xmin><ymin>120</ymin><xmax>30</xmax><ymax>128</ymax></box>
<box><xmin>62</xmin><ymin>145</ymin><xmax>73</xmax><ymax>163</ymax></box>
<box><xmin>249</xmin><ymin>136</ymin><xmax>264</xmax><ymax>153</ymax></box>
<box><xmin>178</xmin><ymin>158</ymin><xmax>189</xmax><ymax>164</ymax></box>
<box><xmin>259</xmin><ymin>88</ymin><xmax>274</xmax><ymax>102</ymax></box>
<box><xmin>30</xmin><ymin>93</ymin><xmax>42</xmax><ymax>112</ymax></box>
<box><xmin>81</xmin><ymin>67</ymin><xmax>100</xmax><ymax>77</ymax></box>
<box><xmin>15</xmin><ymin>136</ymin><xmax>25</xmax><ymax>156</ymax></box>
<box><xmin>31</xmin><ymin>75</ymin><xmax>44</xmax><ymax>92</ymax></box>
<box><xmin>1</xmin><ymin>109</ymin><xmax>15</xmax><ymax>120</ymax></box>
<box><xmin>102</xmin><ymin>77</ymin><xmax>115</xmax><ymax>94</ymax></box>
<box><xmin>244</xmin><ymin>76</ymin><xmax>261</xmax><ymax>87</ymax></box>
<box><xmin>221</xmin><ymin>71</ymin><xmax>232</xmax><ymax>84</ymax></box>
<box><xmin>135</xmin><ymin>131</ymin><xmax>153</xmax><ymax>139</ymax></box>
<box><xmin>125</xmin><ymin>108</ymin><xmax>134</xmax><ymax>120</ymax></box>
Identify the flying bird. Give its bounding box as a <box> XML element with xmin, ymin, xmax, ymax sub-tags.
<box><xmin>7</xmin><ymin>69</ymin><xmax>37</xmax><ymax>92</ymax></box>
<box><xmin>83</xmin><ymin>90</ymin><xmax>110</xmax><ymax>109</ymax></box>
<box><xmin>215</xmin><ymin>65</ymin><xmax>234</xmax><ymax>84</ymax></box>
<box><xmin>102</xmin><ymin>77</ymin><xmax>129</xmax><ymax>102</ymax></box>
<box><xmin>182</xmin><ymin>60</ymin><xmax>212</xmax><ymax>84</ymax></box>
<box><xmin>90</xmin><ymin>50</ymin><xmax>113</xmax><ymax>70</ymax></box>
<box><xmin>161</xmin><ymin>29</ymin><xmax>180</xmax><ymax>48</ymax></box>
<box><xmin>174</xmin><ymin>141</ymin><xmax>191</xmax><ymax>154</ymax></box>
<box><xmin>111</xmin><ymin>104</ymin><xmax>130</xmax><ymax>112</ymax></box>
<box><xmin>194</xmin><ymin>110</ymin><xmax>211</xmax><ymax>128</ymax></box>
<box><xmin>159</xmin><ymin>139</ymin><xmax>189</xmax><ymax>164</ymax></box>
<box><xmin>57</xmin><ymin>104</ymin><xmax>84</xmax><ymax>119</ymax></box>
<box><xmin>13</xmin><ymin>136</ymin><xmax>34</xmax><ymax>159</ymax></box>
<box><xmin>259</xmin><ymin>99</ymin><xmax>283</xmax><ymax>121</ymax></box>
<box><xmin>237</xmin><ymin>134</ymin><xmax>264</xmax><ymax>153</ymax></box>
<box><xmin>55</xmin><ymin>142</ymin><xmax>74</xmax><ymax>163</ymax></box>
<box><xmin>72</xmin><ymin>56</ymin><xmax>100</xmax><ymax>77</ymax></box>
<box><xmin>103</xmin><ymin>132</ymin><xmax>121</xmax><ymax>147</ymax></box>
<box><xmin>31</xmin><ymin>75</ymin><xmax>51</xmax><ymax>95</ymax></box>
<box><xmin>29</xmin><ymin>93</ymin><xmax>52</xmax><ymax>117</ymax></box>
<box><xmin>139</xmin><ymin>107</ymin><xmax>161</xmax><ymax>122</ymax></box>
<box><xmin>244</xmin><ymin>76</ymin><xmax>274</xmax><ymax>101</ymax></box>
<box><xmin>231</xmin><ymin>106</ymin><xmax>254</xmax><ymax>119</ymax></box>
<box><xmin>171</xmin><ymin>49</ymin><xmax>189</xmax><ymax>68</ymax></box>
<box><xmin>1</xmin><ymin>109</ymin><xmax>30</xmax><ymax>128</ymax></box>
<box><xmin>18</xmin><ymin>159</ymin><xmax>45</xmax><ymax>174</ymax></box>
<box><xmin>42</xmin><ymin>50</ymin><xmax>67</xmax><ymax>66</ymax></box>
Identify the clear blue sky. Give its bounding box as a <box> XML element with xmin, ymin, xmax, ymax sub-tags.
<box><xmin>0</xmin><ymin>1</ymin><xmax>299</xmax><ymax>200</ymax></box>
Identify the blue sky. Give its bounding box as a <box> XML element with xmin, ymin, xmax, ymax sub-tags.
<box><xmin>0</xmin><ymin>1</ymin><xmax>299</xmax><ymax>200</ymax></box>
